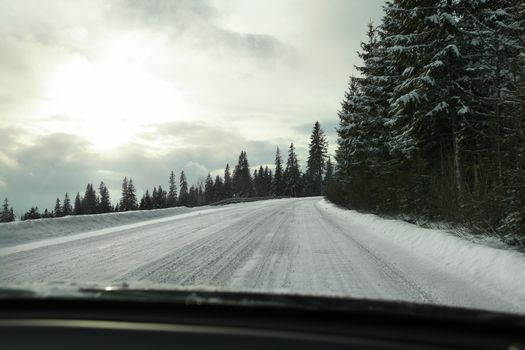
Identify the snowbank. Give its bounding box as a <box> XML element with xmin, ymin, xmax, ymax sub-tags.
<box><xmin>0</xmin><ymin>207</ymin><xmax>197</xmax><ymax>248</ymax></box>
<box><xmin>318</xmin><ymin>199</ymin><xmax>525</xmax><ymax>307</ymax></box>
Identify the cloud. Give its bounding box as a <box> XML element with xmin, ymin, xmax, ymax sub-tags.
<box><xmin>112</xmin><ymin>0</ymin><xmax>215</xmax><ymax>28</ymax></box>
<box><xmin>0</xmin><ymin>122</ymin><xmax>283</xmax><ymax>214</ymax></box>
<box><xmin>109</xmin><ymin>0</ymin><xmax>293</xmax><ymax>62</ymax></box>
<box><xmin>0</xmin><ymin>0</ymin><xmax>386</xmax><ymax>214</ymax></box>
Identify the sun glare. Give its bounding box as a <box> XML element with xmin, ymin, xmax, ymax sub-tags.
<box><xmin>38</xmin><ymin>34</ymin><xmax>199</xmax><ymax>151</ymax></box>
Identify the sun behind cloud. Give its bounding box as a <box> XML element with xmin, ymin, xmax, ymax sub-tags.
<box><xmin>37</xmin><ymin>33</ymin><xmax>201</xmax><ymax>151</ymax></box>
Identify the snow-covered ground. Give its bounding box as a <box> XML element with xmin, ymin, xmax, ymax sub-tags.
<box><xmin>0</xmin><ymin>206</ymin><xmax>203</xmax><ymax>247</ymax></box>
<box><xmin>1</xmin><ymin>197</ymin><xmax>524</xmax><ymax>315</ymax></box>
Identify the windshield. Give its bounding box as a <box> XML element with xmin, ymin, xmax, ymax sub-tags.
<box><xmin>1</xmin><ymin>0</ymin><xmax>524</xmax><ymax>316</ymax></box>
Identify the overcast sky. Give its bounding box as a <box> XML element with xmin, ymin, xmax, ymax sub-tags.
<box><xmin>0</xmin><ymin>0</ymin><xmax>385</xmax><ymax>214</ymax></box>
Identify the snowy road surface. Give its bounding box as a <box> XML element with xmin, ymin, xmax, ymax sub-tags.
<box><xmin>1</xmin><ymin>197</ymin><xmax>524</xmax><ymax>314</ymax></box>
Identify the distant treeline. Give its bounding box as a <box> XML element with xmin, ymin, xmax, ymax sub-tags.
<box><xmin>1</xmin><ymin>122</ymin><xmax>333</xmax><ymax>222</ymax></box>
<box><xmin>328</xmin><ymin>1</ymin><xmax>525</xmax><ymax>240</ymax></box>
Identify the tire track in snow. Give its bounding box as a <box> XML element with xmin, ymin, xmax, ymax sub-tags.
<box><xmin>119</xmin><ymin>201</ymin><xmax>291</xmax><ymax>286</ymax></box>
<box><xmin>312</xmin><ymin>202</ymin><xmax>434</xmax><ymax>302</ymax></box>
<box><xmin>1</xmin><ymin>197</ymin><xmax>520</xmax><ymax>315</ymax></box>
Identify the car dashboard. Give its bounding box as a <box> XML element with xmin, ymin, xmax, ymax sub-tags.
<box><xmin>1</xmin><ymin>289</ymin><xmax>524</xmax><ymax>350</ymax></box>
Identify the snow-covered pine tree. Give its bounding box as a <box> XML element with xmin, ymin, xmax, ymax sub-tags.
<box><xmin>334</xmin><ymin>76</ymin><xmax>358</xmax><ymax>178</ymax></box>
<box><xmin>463</xmin><ymin>0</ymin><xmax>525</xmax><ymax>235</ymax></box>
<box><xmin>334</xmin><ymin>76</ymin><xmax>374</xmax><ymax>207</ymax></box>
<box><xmin>384</xmin><ymin>0</ymin><xmax>470</xmax><ymax>215</ymax></box>
<box><xmin>331</xmin><ymin>0</ymin><xmax>525</xmax><ymax>237</ymax></box>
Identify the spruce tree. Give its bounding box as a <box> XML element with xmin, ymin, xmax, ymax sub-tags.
<box><xmin>139</xmin><ymin>194</ymin><xmax>145</xmax><ymax>210</ymax></box>
<box><xmin>323</xmin><ymin>157</ymin><xmax>334</xmax><ymax>194</ymax></box>
<box><xmin>167</xmin><ymin>170</ymin><xmax>178</xmax><ymax>207</ymax></box>
<box><xmin>383</xmin><ymin>0</ymin><xmax>470</xmax><ymax>214</ymax></box>
<box><xmin>54</xmin><ymin>198</ymin><xmax>62</xmax><ymax>217</ymax></box>
<box><xmin>254</xmin><ymin>166</ymin><xmax>265</xmax><ymax>196</ymax></box>
<box><xmin>323</xmin><ymin>157</ymin><xmax>334</xmax><ymax>183</ymax></box>
<box><xmin>179</xmin><ymin>171</ymin><xmax>189</xmax><ymax>206</ymax></box>
<box><xmin>1</xmin><ymin>198</ymin><xmax>9</xmax><ymax>222</ymax></box>
<box><xmin>283</xmin><ymin>143</ymin><xmax>302</xmax><ymax>197</ymax></box>
<box><xmin>330</xmin><ymin>0</ymin><xmax>525</xmax><ymax>238</ymax></box>
<box><xmin>213</xmin><ymin>175</ymin><xmax>225</xmax><ymax>201</ymax></box>
<box><xmin>141</xmin><ymin>190</ymin><xmax>152</xmax><ymax>210</ymax></box>
<box><xmin>152</xmin><ymin>187</ymin><xmax>159</xmax><ymax>208</ymax></box>
<box><xmin>82</xmin><ymin>183</ymin><xmax>98</xmax><ymax>214</ymax></box>
<box><xmin>63</xmin><ymin>193</ymin><xmax>72</xmax><ymax>216</ymax></box>
<box><xmin>223</xmin><ymin>164</ymin><xmax>233</xmax><ymax>198</ymax></box>
<box><xmin>73</xmin><ymin>192</ymin><xmax>83</xmax><ymax>215</ymax></box>
<box><xmin>266</xmin><ymin>167</ymin><xmax>273</xmax><ymax>196</ymax></box>
<box><xmin>335</xmin><ymin>21</ymin><xmax>396</xmax><ymax>210</ymax></box>
<box><xmin>232</xmin><ymin>151</ymin><xmax>254</xmax><ymax>197</ymax></box>
<box><xmin>253</xmin><ymin>169</ymin><xmax>259</xmax><ymax>195</ymax></box>
<box><xmin>197</xmin><ymin>184</ymin><xmax>205</xmax><ymax>206</ymax></box>
<box><xmin>158</xmin><ymin>185</ymin><xmax>167</xmax><ymax>208</ymax></box>
<box><xmin>188</xmin><ymin>185</ymin><xmax>197</xmax><ymax>207</ymax></box>
<box><xmin>271</xmin><ymin>147</ymin><xmax>284</xmax><ymax>196</ymax></box>
<box><xmin>305</xmin><ymin>121</ymin><xmax>328</xmax><ymax>196</ymax></box>
<box><xmin>204</xmin><ymin>174</ymin><xmax>214</xmax><ymax>204</ymax></box>
<box><xmin>119</xmin><ymin>177</ymin><xmax>129</xmax><ymax>211</ymax></box>
<box><xmin>98</xmin><ymin>182</ymin><xmax>112</xmax><ymax>213</ymax></box>
<box><xmin>23</xmin><ymin>207</ymin><xmax>41</xmax><ymax>221</ymax></box>
<box><xmin>1</xmin><ymin>198</ymin><xmax>12</xmax><ymax>223</ymax></box>
<box><xmin>127</xmin><ymin>178</ymin><xmax>138</xmax><ymax>211</ymax></box>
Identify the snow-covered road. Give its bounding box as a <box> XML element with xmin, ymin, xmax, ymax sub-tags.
<box><xmin>1</xmin><ymin>197</ymin><xmax>524</xmax><ymax>314</ymax></box>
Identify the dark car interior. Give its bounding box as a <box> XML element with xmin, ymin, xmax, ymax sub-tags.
<box><xmin>1</xmin><ymin>289</ymin><xmax>524</xmax><ymax>350</ymax></box>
